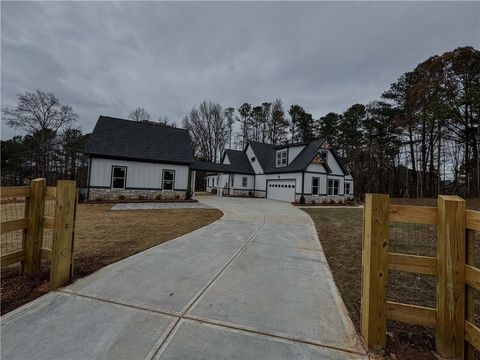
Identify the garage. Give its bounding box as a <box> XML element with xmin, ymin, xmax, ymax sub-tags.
<box><xmin>267</xmin><ymin>179</ymin><xmax>296</xmax><ymax>202</ymax></box>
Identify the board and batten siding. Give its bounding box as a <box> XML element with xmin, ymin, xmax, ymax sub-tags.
<box><xmin>89</xmin><ymin>157</ymin><xmax>189</xmax><ymax>190</ymax></box>
<box><xmin>245</xmin><ymin>145</ymin><xmax>264</xmax><ymax>175</ymax></box>
<box><xmin>287</xmin><ymin>145</ymin><xmax>305</xmax><ymax>165</ymax></box>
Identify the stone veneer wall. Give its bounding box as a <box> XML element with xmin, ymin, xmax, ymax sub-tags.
<box><xmin>89</xmin><ymin>188</ymin><xmax>186</xmax><ymax>201</ymax></box>
<box><xmin>254</xmin><ymin>191</ymin><xmax>266</xmax><ymax>198</ymax></box>
<box><xmin>206</xmin><ymin>188</ymin><xmax>266</xmax><ymax>198</ymax></box>
<box><xmin>295</xmin><ymin>194</ymin><xmax>354</xmax><ymax>204</ymax></box>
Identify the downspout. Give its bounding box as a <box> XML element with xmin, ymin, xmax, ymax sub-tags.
<box><xmin>86</xmin><ymin>156</ymin><xmax>92</xmax><ymax>200</ymax></box>
<box><xmin>301</xmin><ymin>171</ymin><xmax>305</xmax><ymax>197</ymax></box>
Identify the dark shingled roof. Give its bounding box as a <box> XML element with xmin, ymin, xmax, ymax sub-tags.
<box><xmin>249</xmin><ymin>139</ymin><xmax>335</xmax><ymax>174</ymax></box>
<box><xmin>191</xmin><ymin>139</ymin><xmax>349</xmax><ymax>176</ymax></box>
<box><xmin>190</xmin><ymin>161</ymin><xmax>235</xmax><ymax>173</ymax></box>
<box><xmin>223</xmin><ymin>149</ymin><xmax>255</xmax><ymax>174</ymax></box>
<box><xmin>248</xmin><ymin>142</ymin><xmax>277</xmax><ymax>171</ymax></box>
<box><xmin>84</xmin><ymin>116</ymin><xmax>194</xmax><ymax>164</ymax></box>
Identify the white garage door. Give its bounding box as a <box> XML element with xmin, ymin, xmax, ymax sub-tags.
<box><xmin>267</xmin><ymin>179</ymin><xmax>296</xmax><ymax>202</ymax></box>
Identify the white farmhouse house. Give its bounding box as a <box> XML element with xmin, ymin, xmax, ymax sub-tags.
<box><xmin>85</xmin><ymin>116</ymin><xmax>354</xmax><ymax>203</ymax></box>
<box><xmin>193</xmin><ymin>140</ymin><xmax>354</xmax><ymax>203</ymax></box>
<box><xmin>84</xmin><ymin>116</ymin><xmax>194</xmax><ymax>200</ymax></box>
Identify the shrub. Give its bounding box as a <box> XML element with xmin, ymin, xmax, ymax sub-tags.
<box><xmin>248</xmin><ymin>191</ymin><xmax>253</xmax><ymax>197</ymax></box>
<box><xmin>185</xmin><ymin>189</ymin><xmax>192</xmax><ymax>200</ymax></box>
<box><xmin>330</xmin><ymin>199</ymin><xmax>336</xmax><ymax>204</ymax></box>
<box><xmin>155</xmin><ymin>193</ymin><xmax>162</xmax><ymax>200</ymax></box>
<box><xmin>138</xmin><ymin>195</ymin><xmax>145</xmax><ymax>200</ymax></box>
<box><xmin>95</xmin><ymin>197</ymin><xmax>102</xmax><ymax>202</ymax></box>
<box><xmin>78</xmin><ymin>192</ymin><xmax>86</xmax><ymax>203</ymax></box>
<box><xmin>175</xmin><ymin>194</ymin><xmax>180</xmax><ymax>200</ymax></box>
<box><xmin>299</xmin><ymin>195</ymin><xmax>305</xmax><ymax>204</ymax></box>
<box><xmin>118</xmin><ymin>194</ymin><xmax>126</xmax><ymax>201</ymax></box>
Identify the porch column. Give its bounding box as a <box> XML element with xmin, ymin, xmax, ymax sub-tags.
<box><xmin>219</xmin><ymin>173</ymin><xmax>223</xmax><ymax>197</ymax></box>
<box><xmin>216</xmin><ymin>173</ymin><xmax>220</xmax><ymax>196</ymax></box>
<box><xmin>190</xmin><ymin>170</ymin><xmax>196</xmax><ymax>196</ymax></box>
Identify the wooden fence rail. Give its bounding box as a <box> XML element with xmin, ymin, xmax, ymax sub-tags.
<box><xmin>361</xmin><ymin>194</ymin><xmax>480</xmax><ymax>359</ymax></box>
<box><xmin>0</xmin><ymin>178</ymin><xmax>77</xmax><ymax>289</ymax></box>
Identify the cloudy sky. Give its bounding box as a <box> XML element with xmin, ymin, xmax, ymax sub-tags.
<box><xmin>1</xmin><ymin>1</ymin><xmax>478</xmax><ymax>139</ymax></box>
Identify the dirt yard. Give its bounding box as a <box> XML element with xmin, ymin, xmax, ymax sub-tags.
<box><xmin>1</xmin><ymin>204</ymin><xmax>222</xmax><ymax>315</ymax></box>
<box><xmin>303</xmin><ymin>202</ymin><xmax>480</xmax><ymax>360</ymax></box>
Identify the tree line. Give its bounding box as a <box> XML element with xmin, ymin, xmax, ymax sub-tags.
<box><xmin>2</xmin><ymin>46</ymin><xmax>479</xmax><ymax>198</ymax></box>
<box><xmin>184</xmin><ymin>46</ymin><xmax>480</xmax><ymax>198</ymax></box>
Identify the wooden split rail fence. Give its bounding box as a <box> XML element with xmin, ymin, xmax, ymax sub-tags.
<box><xmin>1</xmin><ymin>178</ymin><xmax>77</xmax><ymax>289</ymax></box>
<box><xmin>361</xmin><ymin>193</ymin><xmax>480</xmax><ymax>359</ymax></box>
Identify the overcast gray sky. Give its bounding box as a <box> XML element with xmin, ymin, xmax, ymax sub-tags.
<box><xmin>1</xmin><ymin>1</ymin><xmax>479</xmax><ymax>139</ymax></box>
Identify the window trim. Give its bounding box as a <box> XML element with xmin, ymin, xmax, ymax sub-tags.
<box><xmin>241</xmin><ymin>176</ymin><xmax>248</xmax><ymax>188</ymax></box>
<box><xmin>312</xmin><ymin>177</ymin><xmax>319</xmax><ymax>196</ymax></box>
<box><xmin>111</xmin><ymin>165</ymin><xmax>127</xmax><ymax>190</ymax></box>
<box><xmin>345</xmin><ymin>182</ymin><xmax>351</xmax><ymax>195</ymax></box>
<box><xmin>162</xmin><ymin>169</ymin><xmax>175</xmax><ymax>191</ymax></box>
<box><xmin>276</xmin><ymin>149</ymin><xmax>288</xmax><ymax>167</ymax></box>
<box><xmin>328</xmin><ymin>179</ymin><xmax>339</xmax><ymax>195</ymax></box>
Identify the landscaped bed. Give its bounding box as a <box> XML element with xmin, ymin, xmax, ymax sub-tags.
<box><xmin>303</xmin><ymin>198</ymin><xmax>480</xmax><ymax>360</ymax></box>
<box><xmin>1</xmin><ymin>203</ymin><xmax>222</xmax><ymax>315</ymax></box>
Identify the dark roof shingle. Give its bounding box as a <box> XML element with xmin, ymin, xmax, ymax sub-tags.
<box><xmin>84</xmin><ymin>116</ymin><xmax>194</xmax><ymax>164</ymax></box>
<box><xmin>249</xmin><ymin>139</ymin><xmax>329</xmax><ymax>174</ymax></box>
<box><xmin>223</xmin><ymin>149</ymin><xmax>255</xmax><ymax>174</ymax></box>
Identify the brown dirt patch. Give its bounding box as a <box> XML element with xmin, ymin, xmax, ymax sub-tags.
<box><xmin>1</xmin><ymin>204</ymin><xmax>222</xmax><ymax>314</ymax></box>
<box><xmin>303</xmin><ymin>206</ymin><xmax>480</xmax><ymax>359</ymax></box>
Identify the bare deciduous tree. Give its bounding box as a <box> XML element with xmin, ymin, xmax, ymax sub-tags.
<box><xmin>183</xmin><ymin>101</ymin><xmax>228</xmax><ymax>162</ymax></box>
<box><xmin>3</xmin><ymin>90</ymin><xmax>78</xmax><ymax>134</ymax></box>
<box><xmin>128</xmin><ymin>107</ymin><xmax>151</xmax><ymax>122</ymax></box>
<box><xmin>2</xmin><ymin>90</ymin><xmax>78</xmax><ymax>178</ymax></box>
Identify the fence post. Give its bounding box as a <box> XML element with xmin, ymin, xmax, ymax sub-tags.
<box><xmin>24</xmin><ymin>178</ymin><xmax>46</xmax><ymax>275</ymax></box>
<box><xmin>50</xmin><ymin>180</ymin><xmax>76</xmax><ymax>289</ymax></box>
<box><xmin>436</xmin><ymin>195</ymin><xmax>466</xmax><ymax>359</ymax></box>
<box><xmin>465</xmin><ymin>228</ymin><xmax>476</xmax><ymax>359</ymax></box>
<box><xmin>361</xmin><ymin>193</ymin><xmax>390</xmax><ymax>353</ymax></box>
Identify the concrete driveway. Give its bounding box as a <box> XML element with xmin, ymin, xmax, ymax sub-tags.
<box><xmin>1</xmin><ymin>197</ymin><xmax>366</xmax><ymax>360</ymax></box>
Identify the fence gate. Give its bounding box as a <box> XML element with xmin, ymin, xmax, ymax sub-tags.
<box><xmin>1</xmin><ymin>178</ymin><xmax>77</xmax><ymax>289</ymax></box>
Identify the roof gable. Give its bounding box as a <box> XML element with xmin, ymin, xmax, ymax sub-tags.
<box><xmin>223</xmin><ymin>149</ymin><xmax>255</xmax><ymax>174</ymax></box>
<box><xmin>84</xmin><ymin>116</ymin><xmax>194</xmax><ymax>164</ymax></box>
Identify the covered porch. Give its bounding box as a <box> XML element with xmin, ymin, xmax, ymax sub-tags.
<box><xmin>190</xmin><ymin>161</ymin><xmax>239</xmax><ymax>197</ymax></box>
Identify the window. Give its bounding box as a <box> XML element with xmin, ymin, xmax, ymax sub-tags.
<box><xmin>345</xmin><ymin>182</ymin><xmax>351</xmax><ymax>195</ymax></box>
<box><xmin>242</xmin><ymin>176</ymin><xmax>248</xmax><ymax>188</ymax></box>
<box><xmin>328</xmin><ymin>179</ymin><xmax>339</xmax><ymax>195</ymax></box>
<box><xmin>111</xmin><ymin>166</ymin><xmax>126</xmax><ymax>189</ymax></box>
<box><xmin>312</xmin><ymin>177</ymin><xmax>319</xmax><ymax>195</ymax></box>
<box><xmin>163</xmin><ymin>170</ymin><xmax>175</xmax><ymax>190</ymax></box>
<box><xmin>276</xmin><ymin>149</ymin><xmax>287</xmax><ymax>167</ymax></box>
<box><xmin>251</xmin><ymin>157</ymin><xmax>256</xmax><ymax>162</ymax></box>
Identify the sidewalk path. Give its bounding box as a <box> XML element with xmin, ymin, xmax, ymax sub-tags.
<box><xmin>2</xmin><ymin>197</ymin><xmax>366</xmax><ymax>360</ymax></box>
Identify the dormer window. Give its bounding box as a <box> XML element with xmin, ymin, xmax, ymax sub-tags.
<box><xmin>276</xmin><ymin>149</ymin><xmax>287</xmax><ymax>167</ymax></box>
<box><xmin>251</xmin><ymin>157</ymin><xmax>256</xmax><ymax>162</ymax></box>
